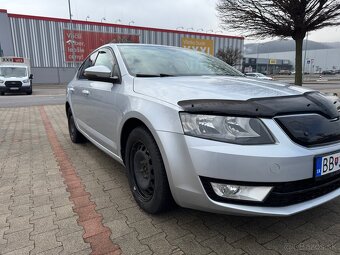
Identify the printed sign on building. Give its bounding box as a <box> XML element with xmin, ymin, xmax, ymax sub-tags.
<box><xmin>63</xmin><ymin>30</ymin><xmax>140</xmax><ymax>62</ymax></box>
<box><xmin>0</xmin><ymin>57</ymin><xmax>24</xmax><ymax>63</ymax></box>
<box><xmin>269</xmin><ymin>59</ymin><xmax>277</xmax><ymax>65</ymax></box>
<box><xmin>181</xmin><ymin>38</ymin><xmax>214</xmax><ymax>55</ymax></box>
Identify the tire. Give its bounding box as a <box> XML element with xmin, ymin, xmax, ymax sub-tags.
<box><xmin>0</xmin><ymin>92</ymin><xmax>4</xmax><ymax>96</ymax></box>
<box><xmin>26</xmin><ymin>90</ymin><xmax>32</xmax><ymax>95</ymax></box>
<box><xmin>125</xmin><ymin>126</ymin><xmax>174</xmax><ymax>214</ymax></box>
<box><xmin>67</xmin><ymin>108</ymin><xmax>86</xmax><ymax>143</ymax></box>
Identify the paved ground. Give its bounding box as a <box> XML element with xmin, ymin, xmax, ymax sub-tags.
<box><xmin>0</xmin><ymin>85</ymin><xmax>66</xmax><ymax>107</ymax></box>
<box><xmin>0</xmin><ymin>104</ymin><xmax>339</xmax><ymax>255</ymax></box>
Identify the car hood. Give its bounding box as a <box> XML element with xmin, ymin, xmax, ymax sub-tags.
<box><xmin>133</xmin><ymin>76</ymin><xmax>313</xmax><ymax>105</ymax></box>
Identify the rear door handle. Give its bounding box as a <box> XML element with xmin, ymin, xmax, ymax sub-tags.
<box><xmin>82</xmin><ymin>89</ymin><xmax>90</xmax><ymax>96</ymax></box>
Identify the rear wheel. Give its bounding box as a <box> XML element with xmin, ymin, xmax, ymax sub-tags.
<box><xmin>125</xmin><ymin>126</ymin><xmax>174</xmax><ymax>214</ymax></box>
<box><xmin>67</xmin><ymin>108</ymin><xmax>86</xmax><ymax>143</ymax></box>
<box><xmin>0</xmin><ymin>92</ymin><xmax>4</xmax><ymax>96</ymax></box>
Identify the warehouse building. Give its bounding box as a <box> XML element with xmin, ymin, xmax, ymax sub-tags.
<box><xmin>0</xmin><ymin>9</ymin><xmax>244</xmax><ymax>84</ymax></box>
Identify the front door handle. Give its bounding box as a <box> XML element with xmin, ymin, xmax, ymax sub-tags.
<box><xmin>82</xmin><ymin>89</ymin><xmax>90</xmax><ymax>96</ymax></box>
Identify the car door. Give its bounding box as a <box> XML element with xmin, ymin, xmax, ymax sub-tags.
<box><xmin>70</xmin><ymin>51</ymin><xmax>98</xmax><ymax>133</ymax></box>
<box><xmin>85</xmin><ymin>47</ymin><xmax>123</xmax><ymax>154</ymax></box>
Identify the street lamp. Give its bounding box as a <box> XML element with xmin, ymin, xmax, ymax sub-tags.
<box><xmin>85</xmin><ymin>15</ymin><xmax>90</xmax><ymax>21</ymax></box>
<box><xmin>206</xmin><ymin>29</ymin><xmax>213</xmax><ymax>33</ymax></box>
<box><xmin>197</xmin><ymin>28</ymin><xmax>204</xmax><ymax>32</ymax></box>
<box><xmin>303</xmin><ymin>32</ymin><xmax>309</xmax><ymax>76</ymax></box>
<box><xmin>128</xmin><ymin>21</ymin><xmax>135</xmax><ymax>26</ymax></box>
<box><xmin>67</xmin><ymin>0</ymin><xmax>75</xmax><ymax>67</ymax></box>
<box><xmin>176</xmin><ymin>26</ymin><xmax>184</xmax><ymax>30</ymax></box>
<box><xmin>187</xmin><ymin>27</ymin><xmax>194</xmax><ymax>31</ymax></box>
<box><xmin>101</xmin><ymin>17</ymin><xmax>106</xmax><ymax>22</ymax></box>
<box><xmin>115</xmin><ymin>19</ymin><xmax>122</xmax><ymax>23</ymax></box>
<box><xmin>215</xmin><ymin>30</ymin><xmax>223</xmax><ymax>34</ymax></box>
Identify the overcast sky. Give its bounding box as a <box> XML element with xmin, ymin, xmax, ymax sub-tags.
<box><xmin>1</xmin><ymin>0</ymin><xmax>340</xmax><ymax>43</ymax></box>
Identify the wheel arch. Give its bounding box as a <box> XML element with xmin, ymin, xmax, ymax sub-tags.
<box><xmin>65</xmin><ymin>101</ymin><xmax>71</xmax><ymax>117</ymax></box>
<box><xmin>120</xmin><ymin>117</ymin><xmax>153</xmax><ymax>165</ymax></box>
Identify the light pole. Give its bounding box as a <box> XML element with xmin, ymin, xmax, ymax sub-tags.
<box><xmin>115</xmin><ymin>19</ymin><xmax>122</xmax><ymax>24</ymax></box>
<box><xmin>303</xmin><ymin>32</ymin><xmax>309</xmax><ymax>78</ymax></box>
<box><xmin>101</xmin><ymin>17</ymin><xmax>106</xmax><ymax>22</ymax></box>
<box><xmin>187</xmin><ymin>27</ymin><xmax>194</xmax><ymax>32</ymax></box>
<box><xmin>255</xmin><ymin>42</ymin><xmax>260</xmax><ymax>72</ymax></box>
<box><xmin>176</xmin><ymin>26</ymin><xmax>184</xmax><ymax>30</ymax></box>
<box><xmin>197</xmin><ymin>28</ymin><xmax>204</xmax><ymax>32</ymax></box>
<box><xmin>206</xmin><ymin>29</ymin><xmax>213</xmax><ymax>33</ymax></box>
<box><xmin>128</xmin><ymin>21</ymin><xmax>135</xmax><ymax>26</ymax></box>
<box><xmin>67</xmin><ymin>0</ymin><xmax>75</xmax><ymax>67</ymax></box>
<box><xmin>86</xmin><ymin>15</ymin><xmax>90</xmax><ymax>21</ymax></box>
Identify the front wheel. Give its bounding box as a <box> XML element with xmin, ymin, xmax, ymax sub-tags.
<box><xmin>125</xmin><ymin>127</ymin><xmax>174</xmax><ymax>214</ymax></box>
<box><xmin>67</xmin><ymin>108</ymin><xmax>86</xmax><ymax>143</ymax></box>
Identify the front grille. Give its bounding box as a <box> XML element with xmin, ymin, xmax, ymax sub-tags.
<box><xmin>200</xmin><ymin>174</ymin><xmax>340</xmax><ymax>207</ymax></box>
<box><xmin>275</xmin><ymin>114</ymin><xmax>340</xmax><ymax>147</ymax></box>
<box><xmin>265</xmin><ymin>174</ymin><xmax>340</xmax><ymax>206</ymax></box>
<box><xmin>5</xmin><ymin>81</ymin><xmax>22</xmax><ymax>87</ymax></box>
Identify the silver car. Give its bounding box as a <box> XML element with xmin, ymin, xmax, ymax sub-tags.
<box><xmin>66</xmin><ymin>44</ymin><xmax>340</xmax><ymax>216</ymax></box>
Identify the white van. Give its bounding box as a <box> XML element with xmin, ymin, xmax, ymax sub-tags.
<box><xmin>0</xmin><ymin>57</ymin><xmax>33</xmax><ymax>95</ymax></box>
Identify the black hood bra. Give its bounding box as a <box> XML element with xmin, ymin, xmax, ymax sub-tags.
<box><xmin>178</xmin><ymin>92</ymin><xmax>339</xmax><ymax>119</ymax></box>
<box><xmin>178</xmin><ymin>92</ymin><xmax>340</xmax><ymax>147</ymax></box>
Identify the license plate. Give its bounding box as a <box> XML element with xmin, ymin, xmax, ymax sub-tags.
<box><xmin>315</xmin><ymin>151</ymin><xmax>340</xmax><ymax>177</ymax></box>
<box><xmin>9</xmin><ymin>87</ymin><xmax>19</xmax><ymax>90</ymax></box>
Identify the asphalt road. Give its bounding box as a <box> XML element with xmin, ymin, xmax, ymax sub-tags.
<box><xmin>0</xmin><ymin>85</ymin><xmax>66</xmax><ymax>107</ymax></box>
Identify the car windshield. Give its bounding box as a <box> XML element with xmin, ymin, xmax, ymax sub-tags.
<box><xmin>117</xmin><ymin>45</ymin><xmax>243</xmax><ymax>77</ymax></box>
<box><xmin>0</xmin><ymin>67</ymin><xmax>27</xmax><ymax>78</ymax></box>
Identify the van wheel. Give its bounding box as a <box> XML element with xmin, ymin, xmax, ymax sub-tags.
<box><xmin>67</xmin><ymin>108</ymin><xmax>86</xmax><ymax>143</ymax></box>
<box><xmin>125</xmin><ymin>126</ymin><xmax>174</xmax><ymax>214</ymax></box>
<box><xmin>26</xmin><ymin>90</ymin><xmax>32</xmax><ymax>95</ymax></box>
<box><xmin>0</xmin><ymin>92</ymin><xmax>4</xmax><ymax>96</ymax></box>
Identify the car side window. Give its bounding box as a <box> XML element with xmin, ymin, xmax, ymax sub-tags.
<box><xmin>94</xmin><ymin>48</ymin><xmax>121</xmax><ymax>79</ymax></box>
<box><xmin>78</xmin><ymin>51</ymin><xmax>98</xmax><ymax>79</ymax></box>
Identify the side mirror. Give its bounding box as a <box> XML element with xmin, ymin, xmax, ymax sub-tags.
<box><xmin>84</xmin><ymin>65</ymin><xmax>118</xmax><ymax>82</ymax></box>
<box><xmin>29</xmin><ymin>74</ymin><xmax>33</xmax><ymax>79</ymax></box>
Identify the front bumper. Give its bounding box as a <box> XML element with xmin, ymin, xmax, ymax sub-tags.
<box><xmin>0</xmin><ymin>84</ymin><xmax>32</xmax><ymax>94</ymax></box>
<box><xmin>156</xmin><ymin>118</ymin><xmax>340</xmax><ymax>216</ymax></box>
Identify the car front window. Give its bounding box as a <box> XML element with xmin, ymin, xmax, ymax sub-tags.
<box><xmin>117</xmin><ymin>45</ymin><xmax>243</xmax><ymax>77</ymax></box>
<box><xmin>0</xmin><ymin>67</ymin><xmax>27</xmax><ymax>78</ymax></box>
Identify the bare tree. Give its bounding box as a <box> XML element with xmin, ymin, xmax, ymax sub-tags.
<box><xmin>216</xmin><ymin>0</ymin><xmax>340</xmax><ymax>85</ymax></box>
<box><xmin>216</xmin><ymin>47</ymin><xmax>243</xmax><ymax>67</ymax></box>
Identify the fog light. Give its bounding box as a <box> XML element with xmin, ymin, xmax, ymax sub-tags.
<box><xmin>211</xmin><ymin>182</ymin><xmax>272</xmax><ymax>202</ymax></box>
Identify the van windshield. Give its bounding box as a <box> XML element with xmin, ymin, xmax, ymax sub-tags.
<box><xmin>0</xmin><ymin>67</ymin><xmax>27</xmax><ymax>78</ymax></box>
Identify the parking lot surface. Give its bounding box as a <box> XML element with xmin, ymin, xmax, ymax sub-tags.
<box><xmin>0</xmin><ymin>104</ymin><xmax>339</xmax><ymax>255</ymax></box>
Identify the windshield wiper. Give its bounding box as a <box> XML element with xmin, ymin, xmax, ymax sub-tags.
<box><xmin>135</xmin><ymin>73</ymin><xmax>175</xmax><ymax>77</ymax></box>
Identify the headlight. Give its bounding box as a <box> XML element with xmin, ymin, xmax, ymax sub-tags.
<box><xmin>23</xmin><ymin>79</ymin><xmax>29</xmax><ymax>83</ymax></box>
<box><xmin>179</xmin><ymin>113</ymin><xmax>275</xmax><ymax>145</ymax></box>
<box><xmin>0</xmin><ymin>80</ymin><xmax>4</xmax><ymax>84</ymax></box>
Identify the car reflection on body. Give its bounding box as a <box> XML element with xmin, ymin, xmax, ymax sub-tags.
<box><xmin>245</xmin><ymin>72</ymin><xmax>273</xmax><ymax>80</ymax></box>
<box><xmin>66</xmin><ymin>44</ymin><xmax>340</xmax><ymax>216</ymax></box>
